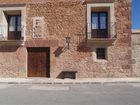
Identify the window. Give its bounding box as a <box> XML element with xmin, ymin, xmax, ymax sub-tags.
<box><xmin>87</xmin><ymin>3</ymin><xmax>115</xmax><ymax>39</ymax></box>
<box><xmin>8</xmin><ymin>15</ymin><xmax>22</xmax><ymax>40</ymax></box>
<box><xmin>0</xmin><ymin>7</ymin><xmax>26</xmax><ymax>41</ymax></box>
<box><xmin>8</xmin><ymin>16</ymin><xmax>21</xmax><ymax>32</ymax></box>
<box><xmin>91</xmin><ymin>12</ymin><xmax>108</xmax><ymax>38</ymax></box>
<box><xmin>96</xmin><ymin>48</ymin><xmax>106</xmax><ymax>59</ymax></box>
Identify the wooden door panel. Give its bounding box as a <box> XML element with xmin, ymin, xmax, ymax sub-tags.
<box><xmin>28</xmin><ymin>48</ymin><xmax>50</xmax><ymax>77</ymax></box>
<box><xmin>28</xmin><ymin>51</ymin><xmax>38</xmax><ymax>77</ymax></box>
<box><xmin>39</xmin><ymin>51</ymin><xmax>47</xmax><ymax>77</ymax></box>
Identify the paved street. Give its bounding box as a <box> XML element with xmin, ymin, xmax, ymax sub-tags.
<box><xmin>0</xmin><ymin>83</ymin><xmax>140</xmax><ymax>105</ymax></box>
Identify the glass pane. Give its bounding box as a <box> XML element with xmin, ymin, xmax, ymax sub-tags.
<box><xmin>17</xmin><ymin>26</ymin><xmax>22</xmax><ymax>31</ymax></box>
<box><xmin>17</xmin><ymin>16</ymin><xmax>21</xmax><ymax>31</ymax></box>
<box><xmin>97</xmin><ymin>48</ymin><xmax>106</xmax><ymax>59</ymax></box>
<box><xmin>91</xmin><ymin>13</ymin><xmax>98</xmax><ymax>29</ymax></box>
<box><xmin>100</xmin><ymin>13</ymin><xmax>107</xmax><ymax>29</ymax></box>
<box><xmin>9</xmin><ymin>16</ymin><xmax>16</xmax><ymax>32</ymax></box>
<box><xmin>9</xmin><ymin>26</ymin><xmax>16</xmax><ymax>32</ymax></box>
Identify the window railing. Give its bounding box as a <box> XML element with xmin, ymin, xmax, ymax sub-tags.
<box><xmin>87</xmin><ymin>22</ymin><xmax>116</xmax><ymax>39</ymax></box>
<box><xmin>0</xmin><ymin>25</ymin><xmax>24</xmax><ymax>41</ymax></box>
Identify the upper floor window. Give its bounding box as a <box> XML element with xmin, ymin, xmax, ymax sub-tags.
<box><xmin>87</xmin><ymin>3</ymin><xmax>115</xmax><ymax>39</ymax></box>
<box><xmin>0</xmin><ymin>6</ymin><xmax>26</xmax><ymax>41</ymax></box>
<box><xmin>8</xmin><ymin>15</ymin><xmax>22</xmax><ymax>40</ymax></box>
<box><xmin>9</xmin><ymin>15</ymin><xmax>21</xmax><ymax>32</ymax></box>
<box><xmin>91</xmin><ymin>12</ymin><xmax>108</xmax><ymax>38</ymax></box>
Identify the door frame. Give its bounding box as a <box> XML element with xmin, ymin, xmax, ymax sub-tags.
<box><xmin>27</xmin><ymin>47</ymin><xmax>50</xmax><ymax>78</ymax></box>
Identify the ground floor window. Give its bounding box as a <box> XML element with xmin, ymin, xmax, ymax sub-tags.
<box><xmin>96</xmin><ymin>48</ymin><xmax>107</xmax><ymax>59</ymax></box>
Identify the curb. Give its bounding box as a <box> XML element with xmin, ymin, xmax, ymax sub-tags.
<box><xmin>0</xmin><ymin>78</ymin><xmax>140</xmax><ymax>84</ymax></box>
<box><xmin>0</xmin><ymin>81</ymin><xmax>140</xmax><ymax>85</ymax></box>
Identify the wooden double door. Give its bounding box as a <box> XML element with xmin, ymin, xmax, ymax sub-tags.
<box><xmin>27</xmin><ymin>48</ymin><xmax>50</xmax><ymax>77</ymax></box>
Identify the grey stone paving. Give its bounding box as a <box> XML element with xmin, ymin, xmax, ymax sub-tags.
<box><xmin>0</xmin><ymin>83</ymin><xmax>140</xmax><ymax>105</ymax></box>
<box><xmin>29</xmin><ymin>85</ymin><xmax>69</xmax><ymax>91</ymax></box>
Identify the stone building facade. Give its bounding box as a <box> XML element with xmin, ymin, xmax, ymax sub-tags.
<box><xmin>0</xmin><ymin>0</ymin><xmax>133</xmax><ymax>78</ymax></box>
<box><xmin>132</xmin><ymin>30</ymin><xmax>140</xmax><ymax>77</ymax></box>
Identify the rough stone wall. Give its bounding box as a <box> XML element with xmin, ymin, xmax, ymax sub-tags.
<box><xmin>0</xmin><ymin>46</ymin><xmax>27</xmax><ymax>78</ymax></box>
<box><xmin>102</xmin><ymin>0</ymin><xmax>132</xmax><ymax>77</ymax></box>
<box><xmin>0</xmin><ymin>0</ymin><xmax>132</xmax><ymax>78</ymax></box>
<box><xmin>25</xmin><ymin>0</ymin><xmax>132</xmax><ymax>78</ymax></box>
<box><xmin>132</xmin><ymin>31</ymin><xmax>140</xmax><ymax>77</ymax></box>
<box><xmin>0</xmin><ymin>0</ymin><xmax>80</xmax><ymax>5</ymax></box>
<box><xmin>25</xmin><ymin>0</ymin><xmax>87</xmax><ymax>78</ymax></box>
<box><xmin>0</xmin><ymin>0</ymin><xmax>31</xmax><ymax>4</ymax></box>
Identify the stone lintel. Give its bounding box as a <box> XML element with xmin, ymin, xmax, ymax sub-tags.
<box><xmin>25</xmin><ymin>39</ymin><xmax>59</xmax><ymax>48</ymax></box>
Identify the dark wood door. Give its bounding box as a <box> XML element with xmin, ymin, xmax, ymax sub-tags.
<box><xmin>27</xmin><ymin>48</ymin><xmax>50</xmax><ymax>77</ymax></box>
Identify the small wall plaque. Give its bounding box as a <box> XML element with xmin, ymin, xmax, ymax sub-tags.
<box><xmin>32</xmin><ymin>17</ymin><xmax>44</xmax><ymax>38</ymax></box>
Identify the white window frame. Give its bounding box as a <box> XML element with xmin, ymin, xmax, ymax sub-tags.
<box><xmin>0</xmin><ymin>6</ymin><xmax>26</xmax><ymax>40</ymax></box>
<box><xmin>87</xmin><ymin>3</ymin><xmax>115</xmax><ymax>39</ymax></box>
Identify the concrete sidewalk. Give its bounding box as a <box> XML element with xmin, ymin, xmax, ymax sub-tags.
<box><xmin>0</xmin><ymin>78</ymin><xmax>140</xmax><ymax>84</ymax></box>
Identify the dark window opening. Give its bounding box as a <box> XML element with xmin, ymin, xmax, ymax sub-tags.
<box><xmin>96</xmin><ymin>48</ymin><xmax>106</xmax><ymax>59</ymax></box>
<box><xmin>91</xmin><ymin>12</ymin><xmax>108</xmax><ymax>38</ymax></box>
<box><xmin>8</xmin><ymin>15</ymin><xmax>22</xmax><ymax>40</ymax></box>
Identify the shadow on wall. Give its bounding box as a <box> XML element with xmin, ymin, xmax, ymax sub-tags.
<box><xmin>76</xmin><ymin>33</ymin><xmax>92</xmax><ymax>52</ymax></box>
<box><xmin>57</xmin><ymin>71</ymin><xmax>77</xmax><ymax>79</ymax></box>
<box><xmin>56</xmin><ymin>72</ymin><xmax>64</xmax><ymax>79</ymax></box>
<box><xmin>53</xmin><ymin>37</ymin><xmax>92</xmax><ymax>57</ymax></box>
<box><xmin>53</xmin><ymin>32</ymin><xmax>92</xmax><ymax>57</ymax></box>
<box><xmin>54</xmin><ymin>46</ymin><xmax>69</xmax><ymax>57</ymax></box>
<box><xmin>0</xmin><ymin>46</ymin><xmax>19</xmax><ymax>52</ymax></box>
<box><xmin>54</xmin><ymin>47</ymin><xmax>64</xmax><ymax>57</ymax></box>
<box><xmin>77</xmin><ymin>43</ymin><xmax>92</xmax><ymax>52</ymax></box>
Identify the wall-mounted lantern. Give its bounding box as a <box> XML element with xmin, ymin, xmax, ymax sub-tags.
<box><xmin>65</xmin><ymin>36</ymin><xmax>71</xmax><ymax>49</ymax></box>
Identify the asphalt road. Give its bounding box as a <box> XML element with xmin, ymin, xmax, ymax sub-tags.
<box><xmin>0</xmin><ymin>83</ymin><xmax>140</xmax><ymax>105</ymax></box>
